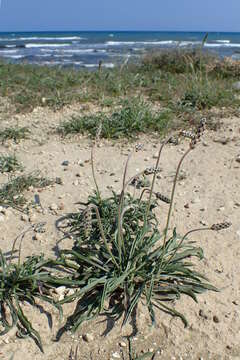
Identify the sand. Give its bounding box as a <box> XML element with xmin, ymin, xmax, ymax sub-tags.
<box><xmin>0</xmin><ymin>104</ymin><xmax>240</xmax><ymax>360</ymax></box>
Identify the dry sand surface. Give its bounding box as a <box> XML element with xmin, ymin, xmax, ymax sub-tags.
<box><xmin>0</xmin><ymin>104</ymin><xmax>240</xmax><ymax>360</ymax></box>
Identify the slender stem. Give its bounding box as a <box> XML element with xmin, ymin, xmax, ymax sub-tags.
<box><xmin>10</xmin><ymin>225</ymin><xmax>34</xmax><ymax>264</ymax></box>
<box><xmin>90</xmin><ymin>204</ymin><xmax>119</xmax><ymax>269</ymax></box>
<box><xmin>91</xmin><ymin>144</ymin><xmax>101</xmax><ymax>202</ymax></box>
<box><xmin>117</xmin><ymin>153</ymin><xmax>133</xmax><ymax>265</ymax></box>
<box><xmin>139</xmin><ymin>188</ymin><xmax>150</xmax><ymax>203</ymax></box>
<box><xmin>166</xmin><ymin>227</ymin><xmax>211</xmax><ymax>265</ymax></box>
<box><xmin>145</xmin><ymin>137</ymin><xmax>171</xmax><ymax>223</ymax></box>
<box><xmin>162</xmin><ymin>147</ymin><xmax>192</xmax><ymax>249</ymax></box>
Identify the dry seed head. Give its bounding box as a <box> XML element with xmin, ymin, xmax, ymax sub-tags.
<box><xmin>155</xmin><ymin>192</ymin><xmax>171</xmax><ymax>204</ymax></box>
<box><xmin>95</xmin><ymin>122</ymin><xmax>102</xmax><ymax>143</ymax></box>
<box><xmin>144</xmin><ymin>166</ymin><xmax>161</xmax><ymax>175</ymax></box>
<box><xmin>180</xmin><ymin>130</ymin><xmax>196</xmax><ymax>140</ymax></box>
<box><xmin>210</xmin><ymin>221</ymin><xmax>232</xmax><ymax>231</ymax></box>
<box><xmin>83</xmin><ymin>206</ymin><xmax>92</xmax><ymax>237</ymax></box>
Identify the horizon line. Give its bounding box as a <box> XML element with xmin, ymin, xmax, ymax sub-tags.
<box><xmin>0</xmin><ymin>29</ymin><xmax>240</xmax><ymax>33</ymax></box>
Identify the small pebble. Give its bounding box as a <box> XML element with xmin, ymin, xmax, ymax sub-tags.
<box><xmin>82</xmin><ymin>333</ymin><xmax>94</xmax><ymax>343</ymax></box>
<box><xmin>55</xmin><ymin>177</ymin><xmax>63</xmax><ymax>185</ymax></box>
<box><xmin>59</xmin><ymin>203</ymin><xmax>64</xmax><ymax>210</ymax></box>
<box><xmin>55</xmin><ymin>286</ymin><xmax>67</xmax><ymax>301</ymax></box>
<box><xmin>73</xmin><ymin>180</ymin><xmax>79</xmax><ymax>186</ymax></box>
<box><xmin>50</xmin><ymin>203</ymin><xmax>58</xmax><ymax>211</ymax></box>
<box><xmin>62</xmin><ymin>160</ymin><xmax>69</xmax><ymax>166</ymax></box>
<box><xmin>21</xmin><ymin>214</ymin><xmax>29</xmax><ymax>222</ymax></box>
<box><xmin>199</xmin><ymin>309</ymin><xmax>208</xmax><ymax>320</ymax></box>
<box><xmin>33</xmin><ymin>233</ymin><xmax>42</xmax><ymax>241</ymax></box>
<box><xmin>119</xmin><ymin>341</ymin><xmax>127</xmax><ymax>348</ymax></box>
<box><xmin>236</xmin><ymin>155</ymin><xmax>240</xmax><ymax>163</ymax></box>
<box><xmin>112</xmin><ymin>352</ymin><xmax>121</xmax><ymax>359</ymax></box>
<box><xmin>213</xmin><ymin>315</ymin><xmax>220</xmax><ymax>323</ymax></box>
<box><xmin>0</xmin><ymin>205</ymin><xmax>5</xmax><ymax>213</ymax></box>
<box><xmin>191</xmin><ymin>198</ymin><xmax>200</xmax><ymax>204</ymax></box>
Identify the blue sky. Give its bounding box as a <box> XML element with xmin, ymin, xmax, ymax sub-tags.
<box><xmin>0</xmin><ymin>0</ymin><xmax>239</xmax><ymax>32</ymax></box>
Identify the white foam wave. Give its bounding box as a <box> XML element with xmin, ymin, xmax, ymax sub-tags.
<box><xmin>205</xmin><ymin>43</ymin><xmax>240</xmax><ymax>48</ymax></box>
<box><xmin>53</xmin><ymin>54</ymin><xmax>74</xmax><ymax>58</ymax></box>
<box><xmin>38</xmin><ymin>61</ymin><xmax>62</xmax><ymax>65</ymax></box>
<box><xmin>84</xmin><ymin>63</ymin><xmax>114</xmax><ymax>68</ymax></box>
<box><xmin>216</xmin><ymin>40</ymin><xmax>230</xmax><ymax>44</ymax></box>
<box><xmin>1</xmin><ymin>55</ymin><xmax>25</xmax><ymax>59</ymax></box>
<box><xmin>0</xmin><ymin>49</ymin><xmax>18</xmax><ymax>53</ymax></box>
<box><xmin>59</xmin><ymin>48</ymin><xmax>107</xmax><ymax>54</ymax></box>
<box><xmin>25</xmin><ymin>43</ymin><xmax>71</xmax><ymax>48</ymax></box>
<box><xmin>0</xmin><ymin>36</ymin><xmax>85</xmax><ymax>41</ymax></box>
<box><xmin>179</xmin><ymin>41</ymin><xmax>201</xmax><ymax>47</ymax></box>
<box><xmin>106</xmin><ymin>40</ymin><xmax>176</xmax><ymax>46</ymax></box>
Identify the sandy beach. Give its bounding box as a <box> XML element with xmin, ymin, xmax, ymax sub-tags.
<box><xmin>0</xmin><ymin>98</ymin><xmax>239</xmax><ymax>359</ymax></box>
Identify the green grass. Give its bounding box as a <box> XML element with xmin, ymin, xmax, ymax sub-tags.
<box><xmin>0</xmin><ymin>127</ymin><xmax>30</xmax><ymax>143</ymax></box>
<box><xmin>0</xmin><ymin>252</ymin><xmax>61</xmax><ymax>352</ymax></box>
<box><xmin>0</xmin><ymin>155</ymin><xmax>23</xmax><ymax>173</ymax></box>
<box><xmin>58</xmin><ymin>99</ymin><xmax>172</xmax><ymax>139</ymax></box>
<box><xmin>0</xmin><ymin>173</ymin><xmax>53</xmax><ymax>208</ymax></box>
<box><xmin>0</xmin><ymin>51</ymin><xmax>239</xmax><ymax>116</ymax></box>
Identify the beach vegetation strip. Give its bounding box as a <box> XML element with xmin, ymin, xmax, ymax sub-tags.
<box><xmin>0</xmin><ymin>50</ymin><xmax>239</xmax><ymax>116</ymax></box>
<box><xmin>0</xmin><ymin>173</ymin><xmax>53</xmax><ymax>208</ymax></box>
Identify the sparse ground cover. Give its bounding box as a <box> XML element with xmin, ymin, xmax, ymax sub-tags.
<box><xmin>0</xmin><ymin>51</ymin><xmax>240</xmax><ymax>359</ymax></box>
<box><xmin>0</xmin><ymin>50</ymin><xmax>239</xmax><ymax>118</ymax></box>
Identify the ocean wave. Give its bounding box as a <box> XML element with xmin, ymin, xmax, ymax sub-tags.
<box><xmin>0</xmin><ymin>49</ymin><xmax>18</xmax><ymax>53</ymax></box>
<box><xmin>179</xmin><ymin>41</ymin><xmax>201</xmax><ymax>47</ymax></box>
<box><xmin>205</xmin><ymin>43</ymin><xmax>240</xmax><ymax>48</ymax></box>
<box><xmin>215</xmin><ymin>40</ymin><xmax>230</xmax><ymax>44</ymax></box>
<box><xmin>25</xmin><ymin>43</ymin><xmax>71</xmax><ymax>48</ymax></box>
<box><xmin>84</xmin><ymin>63</ymin><xmax>114</xmax><ymax>68</ymax></box>
<box><xmin>106</xmin><ymin>40</ymin><xmax>176</xmax><ymax>46</ymax></box>
<box><xmin>0</xmin><ymin>54</ymin><xmax>25</xmax><ymax>59</ymax></box>
<box><xmin>0</xmin><ymin>44</ymin><xmax>25</xmax><ymax>49</ymax></box>
<box><xmin>62</xmin><ymin>48</ymin><xmax>105</xmax><ymax>53</ymax></box>
<box><xmin>0</xmin><ymin>36</ymin><xmax>86</xmax><ymax>41</ymax></box>
<box><xmin>53</xmin><ymin>54</ymin><xmax>74</xmax><ymax>58</ymax></box>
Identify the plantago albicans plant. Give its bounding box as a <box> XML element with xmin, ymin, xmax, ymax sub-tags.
<box><xmin>55</xmin><ymin>118</ymin><xmax>231</xmax><ymax>334</ymax></box>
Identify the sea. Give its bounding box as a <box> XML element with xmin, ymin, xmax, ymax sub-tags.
<box><xmin>1</xmin><ymin>31</ymin><xmax>240</xmax><ymax>69</ymax></box>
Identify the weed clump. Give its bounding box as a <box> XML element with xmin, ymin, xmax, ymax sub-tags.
<box><xmin>0</xmin><ymin>155</ymin><xmax>23</xmax><ymax>173</ymax></box>
<box><xmin>58</xmin><ymin>99</ymin><xmax>172</xmax><ymax>139</ymax></box>
<box><xmin>0</xmin><ymin>252</ymin><xmax>62</xmax><ymax>352</ymax></box>
<box><xmin>0</xmin><ymin>173</ymin><xmax>52</xmax><ymax>208</ymax></box>
<box><xmin>54</xmin><ymin>119</ymin><xmax>231</xmax><ymax>335</ymax></box>
<box><xmin>0</xmin><ymin>127</ymin><xmax>30</xmax><ymax>143</ymax></box>
<box><xmin>141</xmin><ymin>49</ymin><xmax>214</xmax><ymax>74</ymax></box>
